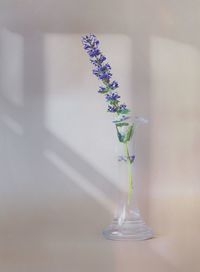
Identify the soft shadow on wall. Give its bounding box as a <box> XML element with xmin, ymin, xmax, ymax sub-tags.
<box><xmin>0</xmin><ymin>29</ymin><xmax>124</xmax><ymax>272</ymax></box>
<box><xmin>0</xmin><ymin>29</ymin><xmax>125</xmax><ymax>217</ymax></box>
<box><xmin>0</xmin><ymin>30</ymin><xmax>138</xmax><ymax>210</ymax></box>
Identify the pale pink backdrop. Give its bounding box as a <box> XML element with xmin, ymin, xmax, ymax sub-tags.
<box><xmin>0</xmin><ymin>1</ymin><xmax>199</xmax><ymax>271</ymax></box>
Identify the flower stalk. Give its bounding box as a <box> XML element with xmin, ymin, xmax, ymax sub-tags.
<box><xmin>81</xmin><ymin>34</ymin><xmax>135</xmax><ymax>204</ymax></box>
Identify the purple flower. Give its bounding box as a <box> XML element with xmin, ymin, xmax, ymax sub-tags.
<box><xmin>82</xmin><ymin>35</ymin><xmax>101</xmax><ymax>58</ymax></box>
<box><xmin>88</xmin><ymin>49</ymin><xmax>101</xmax><ymax>57</ymax></box>
<box><xmin>108</xmin><ymin>105</ymin><xmax>118</xmax><ymax>112</ymax></box>
<box><xmin>93</xmin><ymin>64</ymin><xmax>112</xmax><ymax>80</ymax></box>
<box><xmin>81</xmin><ymin>34</ymin><xmax>99</xmax><ymax>49</ymax></box>
<box><xmin>98</xmin><ymin>55</ymin><xmax>106</xmax><ymax>63</ymax></box>
<box><xmin>119</xmin><ymin>104</ymin><xmax>127</xmax><ymax>110</ymax></box>
<box><xmin>81</xmin><ymin>34</ymin><xmax>131</xmax><ymax>118</ymax></box>
<box><xmin>98</xmin><ymin>86</ymin><xmax>107</xmax><ymax>93</ymax></box>
<box><xmin>109</xmin><ymin>80</ymin><xmax>119</xmax><ymax>90</ymax></box>
<box><xmin>105</xmin><ymin>92</ymin><xmax>120</xmax><ymax>101</ymax></box>
<box><xmin>118</xmin><ymin>155</ymin><xmax>135</xmax><ymax>163</ymax></box>
<box><xmin>82</xmin><ymin>34</ymin><xmax>114</xmax><ymax>83</ymax></box>
<box><xmin>129</xmin><ymin>155</ymin><xmax>135</xmax><ymax>163</ymax></box>
<box><xmin>92</xmin><ymin>64</ymin><xmax>111</xmax><ymax>74</ymax></box>
<box><xmin>100</xmin><ymin>73</ymin><xmax>112</xmax><ymax>80</ymax></box>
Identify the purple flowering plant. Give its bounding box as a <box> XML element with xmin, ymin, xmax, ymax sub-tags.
<box><xmin>81</xmin><ymin>34</ymin><xmax>134</xmax><ymax>142</ymax></box>
<box><xmin>81</xmin><ymin>34</ymin><xmax>134</xmax><ymax>202</ymax></box>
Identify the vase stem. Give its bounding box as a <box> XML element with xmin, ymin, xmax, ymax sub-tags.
<box><xmin>124</xmin><ymin>142</ymin><xmax>133</xmax><ymax>205</ymax></box>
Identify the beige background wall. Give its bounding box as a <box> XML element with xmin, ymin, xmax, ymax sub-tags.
<box><xmin>0</xmin><ymin>1</ymin><xmax>199</xmax><ymax>271</ymax></box>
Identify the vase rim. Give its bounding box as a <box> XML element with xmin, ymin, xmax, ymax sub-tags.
<box><xmin>112</xmin><ymin>115</ymin><xmax>148</xmax><ymax>125</ymax></box>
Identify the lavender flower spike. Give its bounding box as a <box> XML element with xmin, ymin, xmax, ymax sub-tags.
<box><xmin>81</xmin><ymin>33</ymin><xmax>135</xmax><ymax>204</ymax></box>
<box><xmin>81</xmin><ymin>34</ymin><xmax>131</xmax><ymax>118</ymax></box>
<box><xmin>82</xmin><ymin>34</ymin><xmax>131</xmax><ymax>136</ymax></box>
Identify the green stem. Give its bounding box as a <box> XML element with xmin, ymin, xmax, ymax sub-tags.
<box><xmin>124</xmin><ymin>141</ymin><xmax>133</xmax><ymax>205</ymax></box>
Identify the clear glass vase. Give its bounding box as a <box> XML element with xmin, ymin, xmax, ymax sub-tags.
<box><xmin>103</xmin><ymin>117</ymin><xmax>154</xmax><ymax>241</ymax></box>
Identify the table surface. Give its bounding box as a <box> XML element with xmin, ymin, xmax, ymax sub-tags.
<box><xmin>1</xmin><ymin>196</ymin><xmax>199</xmax><ymax>272</ymax></box>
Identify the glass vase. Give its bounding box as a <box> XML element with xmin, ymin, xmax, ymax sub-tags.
<box><xmin>103</xmin><ymin>117</ymin><xmax>154</xmax><ymax>241</ymax></box>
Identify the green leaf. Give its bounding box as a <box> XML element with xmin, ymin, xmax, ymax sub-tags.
<box><xmin>117</xmin><ymin>108</ymin><xmax>130</xmax><ymax>114</ymax></box>
<box><xmin>116</xmin><ymin>126</ymin><xmax>125</xmax><ymax>142</ymax></box>
<box><xmin>109</xmin><ymin>100</ymin><xmax>119</xmax><ymax>105</ymax></box>
<box><xmin>124</xmin><ymin>125</ymin><xmax>134</xmax><ymax>142</ymax></box>
<box><xmin>116</xmin><ymin>122</ymin><xmax>129</xmax><ymax>127</ymax></box>
<box><xmin>99</xmin><ymin>88</ymin><xmax>109</xmax><ymax>94</ymax></box>
<box><xmin>116</xmin><ymin>124</ymin><xmax>134</xmax><ymax>143</ymax></box>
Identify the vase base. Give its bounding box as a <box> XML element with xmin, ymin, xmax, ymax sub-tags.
<box><xmin>102</xmin><ymin>217</ymin><xmax>154</xmax><ymax>241</ymax></box>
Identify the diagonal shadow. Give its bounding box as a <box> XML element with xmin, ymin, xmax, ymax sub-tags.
<box><xmin>0</xmin><ymin>32</ymin><xmax>120</xmax><ymax>211</ymax></box>
<box><xmin>44</xmin><ymin>130</ymin><xmax>120</xmax><ymax>202</ymax></box>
